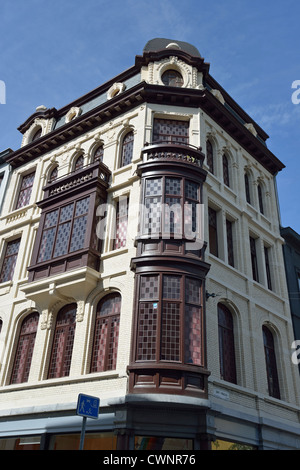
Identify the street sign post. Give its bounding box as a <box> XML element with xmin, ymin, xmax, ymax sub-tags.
<box><xmin>76</xmin><ymin>394</ymin><xmax>100</xmax><ymax>450</ymax></box>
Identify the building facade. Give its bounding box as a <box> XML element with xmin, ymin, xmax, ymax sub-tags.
<box><xmin>0</xmin><ymin>38</ymin><xmax>299</xmax><ymax>450</ymax></box>
<box><xmin>281</xmin><ymin>227</ymin><xmax>300</xmax><ymax>343</ymax></box>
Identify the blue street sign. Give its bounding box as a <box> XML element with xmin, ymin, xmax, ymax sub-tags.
<box><xmin>76</xmin><ymin>394</ymin><xmax>100</xmax><ymax>420</ymax></box>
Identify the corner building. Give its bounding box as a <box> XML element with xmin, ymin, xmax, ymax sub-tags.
<box><xmin>0</xmin><ymin>38</ymin><xmax>299</xmax><ymax>450</ymax></box>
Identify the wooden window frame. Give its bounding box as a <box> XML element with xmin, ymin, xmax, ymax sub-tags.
<box><xmin>48</xmin><ymin>304</ymin><xmax>77</xmax><ymax>379</ymax></box>
<box><xmin>10</xmin><ymin>312</ymin><xmax>39</xmax><ymax>384</ymax></box>
<box><xmin>90</xmin><ymin>293</ymin><xmax>121</xmax><ymax>373</ymax></box>
<box><xmin>15</xmin><ymin>171</ymin><xmax>35</xmax><ymax>210</ymax></box>
<box><xmin>0</xmin><ymin>238</ymin><xmax>21</xmax><ymax>283</ymax></box>
<box><xmin>218</xmin><ymin>303</ymin><xmax>237</xmax><ymax>384</ymax></box>
<box><xmin>135</xmin><ymin>273</ymin><xmax>203</xmax><ymax>366</ymax></box>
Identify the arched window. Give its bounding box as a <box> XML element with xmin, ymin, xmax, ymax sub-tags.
<box><xmin>74</xmin><ymin>154</ymin><xmax>84</xmax><ymax>171</ymax></box>
<box><xmin>31</xmin><ymin>128</ymin><xmax>42</xmax><ymax>142</ymax></box>
<box><xmin>244</xmin><ymin>173</ymin><xmax>251</xmax><ymax>204</ymax></box>
<box><xmin>10</xmin><ymin>312</ymin><xmax>39</xmax><ymax>384</ymax></box>
<box><xmin>48</xmin><ymin>304</ymin><xmax>77</xmax><ymax>379</ymax></box>
<box><xmin>90</xmin><ymin>293</ymin><xmax>121</xmax><ymax>373</ymax></box>
<box><xmin>120</xmin><ymin>131</ymin><xmax>134</xmax><ymax>167</ymax></box>
<box><xmin>48</xmin><ymin>166</ymin><xmax>58</xmax><ymax>183</ymax></box>
<box><xmin>262</xmin><ymin>326</ymin><xmax>280</xmax><ymax>399</ymax></box>
<box><xmin>93</xmin><ymin>145</ymin><xmax>104</xmax><ymax>163</ymax></box>
<box><xmin>257</xmin><ymin>184</ymin><xmax>264</xmax><ymax>214</ymax></box>
<box><xmin>161</xmin><ymin>69</ymin><xmax>183</xmax><ymax>87</ymax></box>
<box><xmin>218</xmin><ymin>304</ymin><xmax>237</xmax><ymax>384</ymax></box>
<box><xmin>222</xmin><ymin>154</ymin><xmax>230</xmax><ymax>187</ymax></box>
<box><xmin>206</xmin><ymin>140</ymin><xmax>214</xmax><ymax>174</ymax></box>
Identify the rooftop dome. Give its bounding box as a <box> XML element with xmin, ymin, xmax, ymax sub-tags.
<box><xmin>143</xmin><ymin>38</ymin><xmax>202</xmax><ymax>58</ymax></box>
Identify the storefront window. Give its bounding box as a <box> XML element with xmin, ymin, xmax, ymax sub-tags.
<box><xmin>0</xmin><ymin>436</ymin><xmax>41</xmax><ymax>450</ymax></box>
<box><xmin>211</xmin><ymin>439</ymin><xmax>255</xmax><ymax>450</ymax></box>
<box><xmin>135</xmin><ymin>436</ymin><xmax>193</xmax><ymax>450</ymax></box>
<box><xmin>50</xmin><ymin>432</ymin><xmax>117</xmax><ymax>450</ymax></box>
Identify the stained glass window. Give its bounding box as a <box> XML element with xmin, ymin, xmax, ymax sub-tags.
<box><xmin>0</xmin><ymin>238</ymin><xmax>21</xmax><ymax>283</ymax></box>
<box><xmin>48</xmin><ymin>304</ymin><xmax>77</xmax><ymax>379</ymax></box>
<box><xmin>161</xmin><ymin>70</ymin><xmax>183</xmax><ymax>87</ymax></box>
<box><xmin>136</xmin><ymin>274</ymin><xmax>202</xmax><ymax>365</ymax></box>
<box><xmin>113</xmin><ymin>198</ymin><xmax>128</xmax><ymax>250</ymax></box>
<box><xmin>10</xmin><ymin>312</ymin><xmax>39</xmax><ymax>384</ymax></box>
<box><xmin>90</xmin><ymin>293</ymin><xmax>121</xmax><ymax>372</ymax></box>
<box><xmin>153</xmin><ymin>118</ymin><xmax>189</xmax><ymax>145</ymax></box>
<box><xmin>120</xmin><ymin>131</ymin><xmax>134</xmax><ymax>167</ymax></box>
<box><xmin>37</xmin><ymin>197</ymin><xmax>90</xmax><ymax>263</ymax></box>
<box><xmin>15</xmin><ymin>172</ymin><xmax>35</xmax><ymax>209</ymax></box>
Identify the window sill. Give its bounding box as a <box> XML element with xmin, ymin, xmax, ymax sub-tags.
<box><xmin>101</xmin><ymin>247</ymin><xmax>128</xmax><ymax>259</ymax></box>
<box><xmin>0</xmin><ymin>371</ymin><xmax>122</xmax><ymax>393</ymax></box>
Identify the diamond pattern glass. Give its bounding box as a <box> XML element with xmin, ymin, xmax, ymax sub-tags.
<box><xmin>10</xmin><ymin>312</ymin><xmax>39</xmax><ymax>384</ymax></box>
<box><xmin>15</xmin><ymin>172</ymin><xmax>35</xmax><ymax>209</ymax></box>
<box><xmin>121</xmin><ymin>131</ymin><xmax>134</xmax><ymax>167</ymax></box>
<box><xmin>0</xmin><ymin>238</ymin><xmax>21</xmax><ymax>283</ymax></box>
<box><xmin>153</xmin><ymin>119</ymin><xmax>189</xmax><ymax>144</ymax></box>
<box><xmin>48</xmin><ymin>304</ymin><xmax>77</xmax><ymax>379</ymax></box>
<box><xmin>91</xmin><ymin>294</ymin><xmax>121</xmax><ymax>373</ymax></box>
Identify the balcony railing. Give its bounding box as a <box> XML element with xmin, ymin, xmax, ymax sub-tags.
<box><xmin>141</xmin><ymin>141</ymin><xmax>205</xmax><ymax>167</ymax></box>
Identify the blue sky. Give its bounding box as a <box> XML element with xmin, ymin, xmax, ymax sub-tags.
<box><xmin>0</xmin><ymin>0</ymin><xmax>299</xmax><ymax>232</ymax></box>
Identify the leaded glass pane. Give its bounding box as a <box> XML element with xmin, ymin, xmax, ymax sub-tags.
<box><xmin>185</xmin><ymin>277</ymin><xmax>201</xmax><ymax>304</ymax></box>
<box><xmin>53</xmin><ymin>222</ymin><xmax>71</xmax><ymax>257</ymax></box>
<box><xmin>137</xmin><ymin>302</ymin><xmax>157</xmax><ymax>361</ymax></box>
<box><xmin>140</xmin><ymin>275</ymin><xmax>159</xmax><ymax>300</ymax></box>
<box><xmin>184</xmin><ymin>306</ymin><xmax>201</xmax><ymax>365</ymax></box>
<box><xmin>121</xmin><ymin>131</ymin><xmax>134</xmax><ymax>167</ymax></box>
<box><xmin>44</xmin><ymin>210</ymin><xmax>58</xmax><ymax>229</ymax></box>
<box><xmin>75</xmin><ymin>197</ymin><xmax>90</xmax><ymax>217</ymax></box>
<box><xmin>163</xmin><ymin>275</ymin><xmax>180</xmax><ymax>300</ymax></box>
<box><xmin>38</xmin><ymin>228</ymin><xmax>56</xmax><ymax>262</ymax></box>
<box><xmin>161</xmin><ymin>302</ymin><xmax>180</xmax><ymax>361</ymax></box>
<box><xmin>59</xmin><ymin>203</ymin><xmax>74</xmax><ymax>223</ymax></box>
<box><xmin>145</xmin><ymin>178</ymin><xmax>162</xmax><ymax>196</ymax></box>
<box><xmin>165</xmin><ymin>177</ymin><xmax>181</xmax><ymax>196</ymax></box>
<box><xmin>69</xmin><ymin>216</ymin><xmax>87</xmax><ymax>252</ymax></box>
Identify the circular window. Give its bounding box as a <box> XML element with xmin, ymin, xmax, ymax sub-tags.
<box><xmin>161</xmin><ymin>69</ymin><xmax>183</xmax><ymax>87</ymax></box>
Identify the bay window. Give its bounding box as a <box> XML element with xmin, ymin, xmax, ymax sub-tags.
<box><xmin>136</xmin><ymin>273</ymin><xmax>203</xmax><ymax>366</ymax></box>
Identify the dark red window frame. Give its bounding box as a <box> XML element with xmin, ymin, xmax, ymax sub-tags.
<box><xmin>48</xmin><ymin>304</ymin><xmax>77</xmax><ymax>379</ymax></box>
<box><xmin>0</xmin><ymin>238</ymin><xmax>21</xmax><ymax>283</ymax></box>
<box><xmin>10</xmin><ymin>312</ymin><xmax>39</xmax><ymax>384</ymax></box>
<box><xmin>90</xmin><ymin>293</ymin><xmax>121</xmax><ymax>373</ymax></box>
<box><xmin>120</xmin><ymin>131</ymin><xmax>134</xmax><ymax>167</ymax></box>
<box><xmin>15</xmin><ymin>172</ymin><xmax>35</xmax><ymax>210</ymax></box>
<box><xmin>136</xmin><ymin>273</ymin><xmax>203</xmax><ymax>366</ymax></box>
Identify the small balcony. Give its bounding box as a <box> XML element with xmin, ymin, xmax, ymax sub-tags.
<box><xmin>141</xmin><ymin>141</ymin><xmax>205</xmax><ymax>168</ymax></box>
